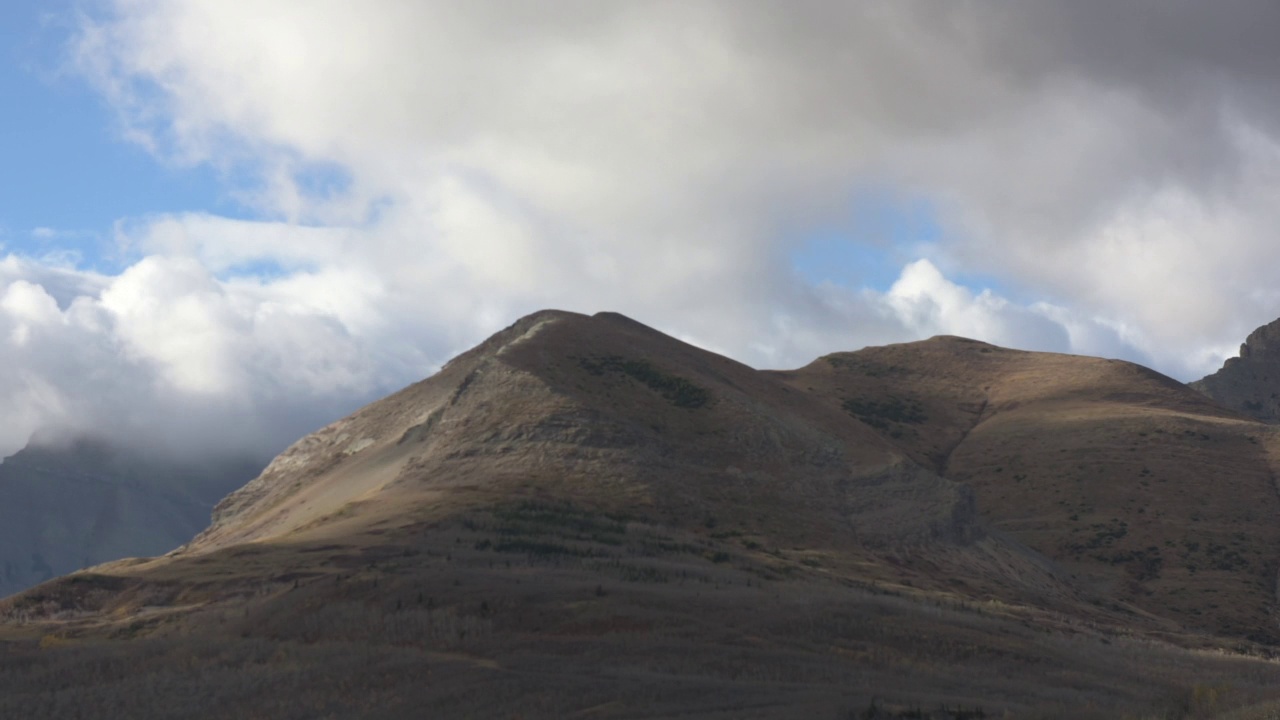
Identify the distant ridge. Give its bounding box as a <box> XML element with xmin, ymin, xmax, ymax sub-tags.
<box><xmin>0</xmin><ymin>436</ymin><xmax>259</xmax><ymax>596</ymax></box>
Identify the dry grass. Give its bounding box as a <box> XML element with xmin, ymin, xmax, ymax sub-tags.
<box><xmin>6</xmin><ymin>312</ymin><xmax>1280</xmax><ymax>717</ymax></box>
<box><xmin>4</xmin><ymin>504</ymin><xmax>1280</xmax><ymax>718</ymax></box>
<box><xmin>782</xmin><ymin>336</ymin><xmax>1280</xmax><ymax>643</ymax></box>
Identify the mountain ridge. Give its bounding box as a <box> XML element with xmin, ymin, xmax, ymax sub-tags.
<box><xmin>777</xmin><ymin>331</ymin><xmax>1280</xmax><ymax>641</ymax></box>
<box><xmin>5</xmin><ymin>309</ymin><xmax>1280</xmax><ymax>718</ymax></box>
<box><xmin>186</xmin><ymin>310</ymin><xmax>991</xmax><ymax>555</ymax></box>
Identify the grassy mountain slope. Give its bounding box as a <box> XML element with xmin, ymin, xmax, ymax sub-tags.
<box><xmin>4</xmin><ymin>313</ymin><xmax>1280</xmax><ymax>718</ymax></box>
<box><xmin>779</xmin><ymin>336</ymin><xmax>1280</xmax><ymax>642</ymax></box>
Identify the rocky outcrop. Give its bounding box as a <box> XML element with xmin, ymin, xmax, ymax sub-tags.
<box><xmin>1191</xmin><ymin>317</ymin><xmax>1280</xmax><ymax>422</ymax></box>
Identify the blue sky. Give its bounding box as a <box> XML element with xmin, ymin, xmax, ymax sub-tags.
<box><xmin>0</xmin><ymin>1</ymin><xmax>236</xmax><ymax>266</ymax></box>
<box><xmin>791</xmin><ymin>191</ymin><xmax>932</xmax><ymax>293</ymax></box>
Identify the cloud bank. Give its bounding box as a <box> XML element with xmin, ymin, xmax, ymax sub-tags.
<box><xmin>3</xmin><ymin>1</ymin><xmax>1278</xmax><ymax>460</ymax></box>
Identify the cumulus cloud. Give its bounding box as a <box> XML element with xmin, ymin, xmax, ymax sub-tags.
<box><xmin>0</xmin><ymin>252</ymin><xmax>390</xmax><ymax>460</ymax></box>
<box><xmin>0</xmin><ymin>1</ymin><xmax>1274</xmax><ymax>460</ymax></box>
<box><xmin>882</xmin><ymin>260</ymin><xmax>1070</xmax><ymax>351</ymax></box>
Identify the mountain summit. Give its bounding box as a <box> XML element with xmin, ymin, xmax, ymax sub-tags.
<box><xmin>4</xmin><ymin>310</ymin><xmax>1280</xmax><ymax>718</ymax></box>
<box><xmin>188</xmin><ymin>309</ymin><xmax>985</xmax><ymax>554</ymax></box>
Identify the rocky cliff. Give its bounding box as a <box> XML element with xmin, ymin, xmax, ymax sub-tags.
<box><xmin>1192</xmin><ymin>317</ymin><xmax>1280</xmax><ymax>422</ymax></box>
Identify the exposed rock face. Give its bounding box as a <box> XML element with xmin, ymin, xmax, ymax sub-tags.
<box><xmin>1191</xmin><ymin>317</ymin><xmax>1280</xmax><ymax>422</ymax></box>
<box><xmin>0</xmin><ymin>438</ymin><xmax>260</xmax><ymax>597</ymax></box>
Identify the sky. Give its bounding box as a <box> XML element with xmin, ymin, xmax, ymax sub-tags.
<box><xmin>1</xmin><ymin>1</ymin><xmax>1280</xmax><ymax>462</ymax></box>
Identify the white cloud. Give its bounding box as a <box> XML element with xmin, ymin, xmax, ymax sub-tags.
<box><xmin>882</xmin><ymin>260</ymin><xmax>1070</xmax><ymax>352</ymax></box>
<box><xmin>0</xmin><ymin>248</ymin><xmax>393</xmax><ymax>461</ymax></box>
<box><xmin>2</xmin><ymin>280</ymin><xmax>62</xmax><ymax>326</ymax></box>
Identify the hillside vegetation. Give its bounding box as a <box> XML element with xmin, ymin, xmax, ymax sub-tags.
<box><xmin>4</xmin><ymin>311</ymin><xmax>1280</xmax><ymax>718</ymax></box>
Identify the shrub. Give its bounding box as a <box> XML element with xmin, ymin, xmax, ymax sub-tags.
<box><xmin>578</xmin><ymin>356</ymin><xmax>711</xmax><ymax>408</ymax></box>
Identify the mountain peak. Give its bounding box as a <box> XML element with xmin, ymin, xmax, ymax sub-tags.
<box><xmin>1192</xmin><ymin>315</ymin><xmax>1280</xmax><ymax>422</ymax></box>
<box><xmin>189</xmin><ymin>307</ymin><xmax>965</xmax><ymax>553</ymax></box>
<box><xmin>1239</xmin><ymin>316</ymin><xmax>1280</xmax><ymax>359</ymax></box>
<box><xmin>9</xmin><ymin>311</ymin><xmax>1280</xmax><ymax>715</ymax></box>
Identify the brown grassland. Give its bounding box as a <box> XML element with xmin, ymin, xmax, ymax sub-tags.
<box><xmin>4</xmin><ymin>311</ymin><xmax>1280</xmax><ymax>718</ymax></box>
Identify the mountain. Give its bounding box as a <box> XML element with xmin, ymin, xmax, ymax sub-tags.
<box><xmin>778</xmin><ymin>336</ymin><xmax>1280</xmax><ymax>642</ymax></box>
<box><xmin>3</xmin><ymin>310</ymin><xmax>1280</xmax><ymax>719</ymax></box>
<box><xmin>191</xmin><ymin>310</ymin><xmax>985</xmax><ymax>553</ymax></box>
<box><xmin>1192</xmin><ymin>316</ymin><xmax>1280</xmax><ymax>422</ymax></box>
<box><xmin>0</xmin><ymin>436</ymin><xmax>260</xmax><ymax>596</ymax></box>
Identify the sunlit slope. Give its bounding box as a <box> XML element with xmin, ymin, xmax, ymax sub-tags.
<box><xmin>186</xmin><ymin>311</ymin><xmax>977</xmax><ymax>555</ymax></box>
<box><xmin>12</xmin><ymin>311</ymin><xmax>1073</xmax><ymax>629</ymax></box>
<box><xmin>7</xmin><ymin>314</ymin><xmax>1280</xmax><ymax>717</ymax></box>
<box><xmin>780</xmin><ymin>337</ymin><xmax>1280</xmax><ymax>641</ymax></box>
